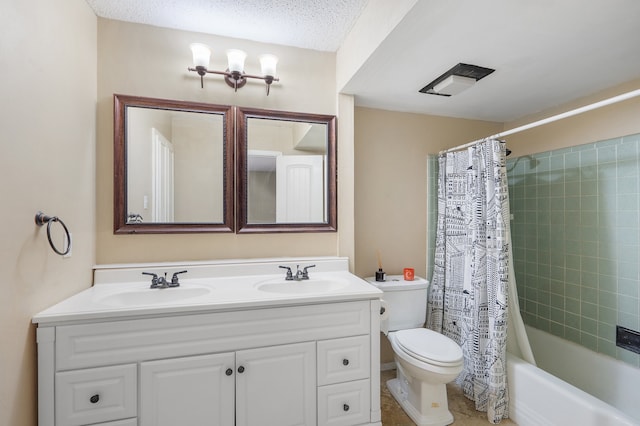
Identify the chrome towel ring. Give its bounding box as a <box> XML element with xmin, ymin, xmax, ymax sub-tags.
<box><xmin>35</xmin><ymin>211</ymin><xmax>71</xmax><ymax>256</ymax></box>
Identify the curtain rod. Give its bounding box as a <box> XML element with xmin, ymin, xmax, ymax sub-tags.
<box><xmin>439</xmin><ymin>88</ymin><xmax>640</xmax><ymax>155</ymax></box>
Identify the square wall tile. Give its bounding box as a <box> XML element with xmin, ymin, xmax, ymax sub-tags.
<box><xmin>506</xmin><ymin>133</ymin><xmax>640</xmax><ymax>369</ymax></box>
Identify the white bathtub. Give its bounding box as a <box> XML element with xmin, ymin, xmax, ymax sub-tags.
<box><xmin>508</xmin><ymin>326</ymin><xmax>640</xmax><ymax>425</ymax></box>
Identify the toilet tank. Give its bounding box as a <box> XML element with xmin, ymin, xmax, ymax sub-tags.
<box><xmin>367</xmin><ymin>275</ymin><xmax>429</xmax><ymax>331</ymax></box>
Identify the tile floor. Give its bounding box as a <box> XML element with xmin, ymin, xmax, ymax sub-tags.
<box><xmin>380</xmin><ymin>369</ymin><xmax>518</xmax><ymax>425</ymax></box>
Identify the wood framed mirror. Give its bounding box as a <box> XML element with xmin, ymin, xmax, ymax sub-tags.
<box><xmin>236</xmin><ymin>107</ymin><xmax>337</xmax><ymax>233</ymax></box>
<box><xmin>114</xmin><ymin>94</ymin><xmax>234</xmax><ymax>233</ymax></box>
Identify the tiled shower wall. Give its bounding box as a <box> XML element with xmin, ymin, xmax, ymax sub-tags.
<box><xmin>426</xmin><ymin>155</ymin><xmax>438</xmax><ymax>281</ymax></box>
<box><xmin>507</xmin><ymin>133</ymin><xmax>640</xmax><ymax>367</ymax></box>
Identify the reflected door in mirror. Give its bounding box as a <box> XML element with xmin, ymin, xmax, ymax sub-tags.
<box><xmin>275</xmin><ymin>155</ymin><xmax>325</xmax><ymax>223</ymax></box>
<box><xmin>237</xmin><ymin>107</ymin><xmax>337</xmax><ymax>233</ymax></box>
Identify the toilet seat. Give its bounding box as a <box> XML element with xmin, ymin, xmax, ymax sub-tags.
<box><xmin>394</xmin><ymin>328</ymin><xmax>463</xmax><ymax>367</ymax></box>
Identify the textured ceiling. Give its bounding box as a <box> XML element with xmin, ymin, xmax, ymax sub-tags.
<box><xmin>85</xmin><ymin>0</ymin><xmax>640</xmax><ymax>122</ymax></box>
<box><xmin>85</xmin><ymin>0</ymin><xmax>369</xmax><ymax>52</ymax></box>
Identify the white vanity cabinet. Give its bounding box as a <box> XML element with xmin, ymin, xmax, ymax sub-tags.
<box><xmin>37</xmin><ymin>300</ymin><xmax>382</xmax><ymax>426</ymax></box>
<box><xmin>139</xmin><ymin>342</ymin><xmax>315</xmax><ymax>426</ymax></box>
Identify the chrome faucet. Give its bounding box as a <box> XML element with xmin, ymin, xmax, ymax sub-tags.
<box><xmin>142</xmin><ymin>270</ymin><xmax>187</xmax><ymax>289</ymax></box>
<box><xmin>302</xmin><ymin>264</ymin><xmax>316</xmax><ymax>279</ymax></box>
<box><xmin>279</xmin><ymin>265</ymin><xmax>294</xmax><ymax>280</ymax></box>
<box><xmin>294</xmin><ymin>266</ymin><xmax>305</xmax><ymax>281</ymax></box>
<box><xmin>279</xmin><ymin>264</ymin><xmax>316</xmax><ymax>281</ymax></box>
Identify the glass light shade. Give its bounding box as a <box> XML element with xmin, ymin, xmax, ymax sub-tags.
<box><xmin>190</xmin><ymin>43</ymin><xmax>211</xmax><ymax>68</ymax></box>
<box><xmin>226</xmin><ymin>49</ymin><xmax>247</xmax><ymax>73</ymax></box>
<box><xmin>259</xmin><ymin>54</ymin><xmax>278</xmax><ymax>77</ymax></box>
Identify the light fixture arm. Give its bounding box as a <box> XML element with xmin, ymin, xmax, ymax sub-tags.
<box><xmin>264</xmin><ymin>75</ymin><xmax>274</xmax><ymax>95</ymax></box>
<box><xmin>193</xmin><ymin>65</ymin><xmax>207</xmax><ymax>88</ymax></box>
<box><xmin>187</xmin><ymin>67</ymin><xmax>279</xmax><ymax>94</ymax></box>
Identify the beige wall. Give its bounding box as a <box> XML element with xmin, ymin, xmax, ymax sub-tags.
<box><xmin>0</xmin><ymin>1</ymin><xmax>97</xmax><ymax>425</ymax></box>
<box><xmin>354</xmin><ymin>107</ymin><xmax>503</xmax><ymax>279</ymax></box>
<box><xmin>172</xmin><ymin>114</ymin><xmax>224</xmax><ymax>222</ymax></box>
<box><xmin>96</xmin><ymin>19</ymin><xmax>341</xmax><ymax>264</ymax></box>
<box><xmin>503</xmin><ymin>79</ymin><xmax>640</xmax><ymax>156</ymax></box>
<box><xmin>338</xmin><ymin>94</ymin><xmax>357</xmax><ymax>270</ymax></box>
<box><xmin>354</xmin><ymin>108</ymin><xmax>503</xmax><ymax>363</ymax></box>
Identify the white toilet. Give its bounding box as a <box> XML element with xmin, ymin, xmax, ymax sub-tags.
<box><xmin>369</xmin><ymin>276</ymin><xmax>463</xmax><ymax>426</ymax></box>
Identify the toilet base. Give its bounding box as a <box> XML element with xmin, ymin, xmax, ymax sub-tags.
<box><xmin>387</xmin><ymin>375</ymin><xmax>454</xmax><ymax>426</ymax></box>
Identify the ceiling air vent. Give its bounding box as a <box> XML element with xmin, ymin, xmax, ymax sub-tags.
<box><xmin>419</xmin><ymin>63</ymin><xmax>495</xmax><ymax>96</ymax></box>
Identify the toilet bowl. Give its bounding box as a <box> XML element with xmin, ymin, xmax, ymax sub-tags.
<box><xmin>390</xmin><ymin>328</ymin><xmax>463</xmax><ymax>383</ymax></box>
<box><xmin>387</xmin><ymin>328</ymin><xmax>463</xmax><ymax>426</ymax></box>
<box><xmin>367</xmin><ymin>276</ymin><xmax>463</xmax><ymax>426</ymax></box>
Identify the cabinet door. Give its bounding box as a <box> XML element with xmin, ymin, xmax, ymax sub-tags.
<box><xmin>236</xmin><ymin>341</ymin><xmax>316</xmax><ymax>426</ymax></box>
<box><xmin>140</xmin><ymin>352</ymin><xmax>235</xmax><ymax>426</ymax></box>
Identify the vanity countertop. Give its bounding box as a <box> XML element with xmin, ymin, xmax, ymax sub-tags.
<box><xmin>33</xmin><ymin>257</ymin><xmax>382</xmax><ymax>325</ymax></box>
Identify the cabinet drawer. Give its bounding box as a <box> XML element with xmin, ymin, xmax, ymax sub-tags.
<box><xmin>318</xmin><ymin>379</ymin><xmax>370</xmax><ymax>426</ymax></box>
<box><xmin>317</xmin><ymin>335</ymin><xmax>369</xmax><ymax>386</ymax></box>
<box><xmin>56</xmin><ymin>364</ymin><xmax>137</xmax><ymax>426</ymax></box>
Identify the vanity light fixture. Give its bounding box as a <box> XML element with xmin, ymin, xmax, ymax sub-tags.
<box><xmin>188</xmin><ymin>43</ymin><xmax>280</xmax><ymax>95</ymax></box>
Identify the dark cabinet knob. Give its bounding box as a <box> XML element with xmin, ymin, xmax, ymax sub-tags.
<box><xmin>90</xmin><ymin>394</ymin><xmax>100</xmax><ymax>404</ymax></box>
<box><xmin>226</xmin><ymin>368</ymin><xmax>233</xmax><ymax>376</ymax></box>
<box><xmin>343</xmin><ymin>404</ymin><xmax>349</xmax><ymax>411</ymax></box>
<box><xmin>342</xmin><ymin>358</ymin><xmax>349</xmax><ymax>366</ymax></box>
<box><xmin>238</xmin><ymin>366</ymin><xmax>245</xmax><ymax>373</ymax></box>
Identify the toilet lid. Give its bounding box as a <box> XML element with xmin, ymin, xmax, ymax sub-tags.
<box><xmin>395</xmin><ymin>328</ymin><xmax>463</xmax><ymax>366</ymax></box>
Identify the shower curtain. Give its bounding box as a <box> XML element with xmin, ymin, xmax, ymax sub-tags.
<box><xmin>426</xmin><ymin>139</ymin><xmax>510</xmax><ymax>423</ymax></box>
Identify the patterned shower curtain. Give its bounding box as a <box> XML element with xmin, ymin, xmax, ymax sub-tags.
<box><xmin>426</xmin><ymin>139</ymin><xmax>510</xmax><ymax>423</ymax></box>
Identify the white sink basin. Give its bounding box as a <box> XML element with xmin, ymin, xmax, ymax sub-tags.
<box><xmin>32</xmin><ymin>258</ymin><xmax>386</xmax><ymax>325</ymax></box>
<box><xmin>99</xmin><ymin>286</ymin><xmax>212</xmax><ymax>307</ymax></box>
<box><xmin>255</xmin><ymin>278</ymin><xmax>349</xmax><ymax>294</ymax></box>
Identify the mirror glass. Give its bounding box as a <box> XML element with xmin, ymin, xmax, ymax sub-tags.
<box><xmin>237</xmin><ymin>107</ymin><xmax>337</xmax><ymax>233</ymax></box>
<box><xmin>114</xmin><ymin>95</ymin><xmax>234</xmax><ymax>233</ymax></box>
